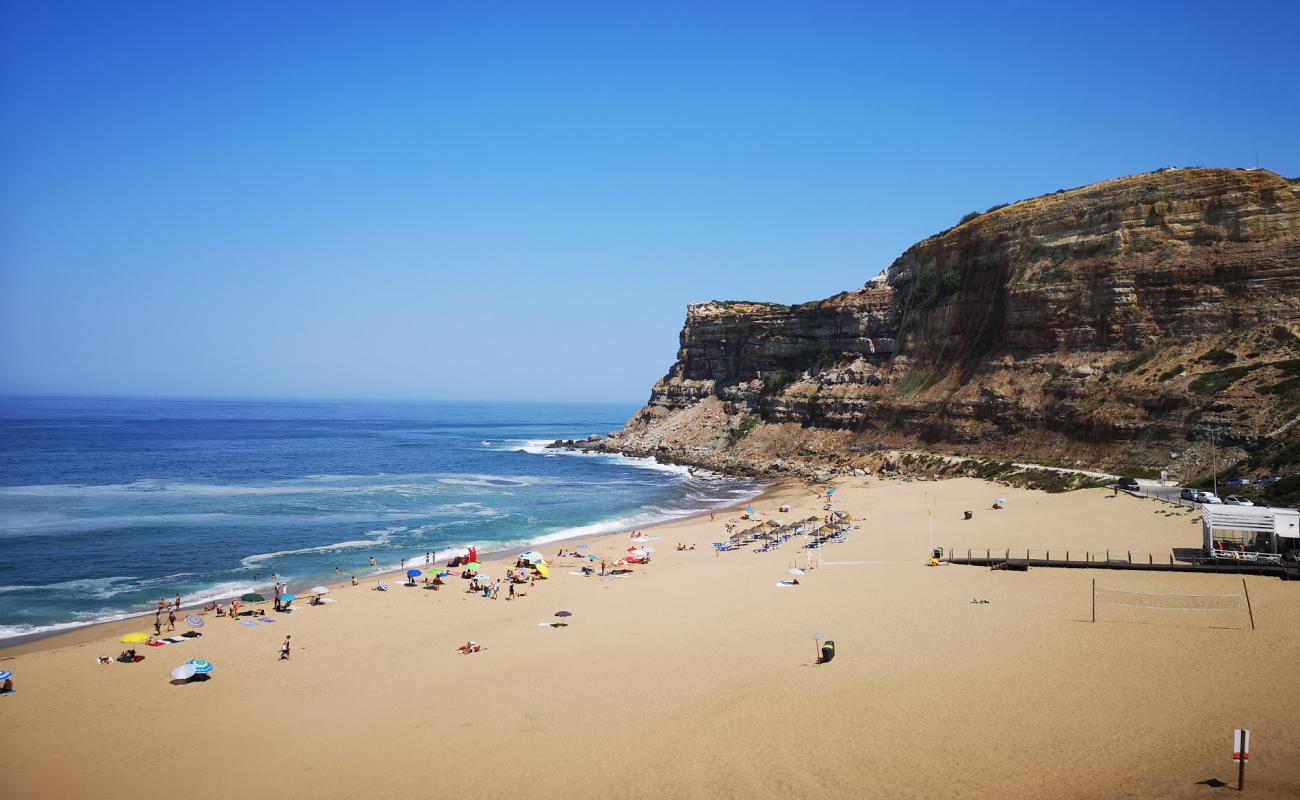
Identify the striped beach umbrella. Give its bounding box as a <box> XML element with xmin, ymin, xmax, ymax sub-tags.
<box><xmin>185</xmin><ymin>614</ymin><xmax>204</xmax><ymax>628</ymax></box>
<box><xmin>0</xmin><ymin>670</ymin><xmax>12</xmax><ymax>681</ymax></box>
<box><xmin>187</xmin><ymin>659</ymin><xmax>213</xmax><ymax>675</ymax></box>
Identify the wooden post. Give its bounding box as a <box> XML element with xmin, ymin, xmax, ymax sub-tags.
<box><xmin>1127</xmin><ymin>551</ymin><xmax>1131</xmax><ymax>563</ymax></box>
<box><xmin>1242</xmin><ymin>579</ymin><xmax>1255</xmax><ymax>631</ymax></box>
<box><xmin>1091</xmin><ymin>578</ymin><xmax>1096</xmax><ymax>623</ymax></box>
<box><xmin>1149</xmin><ymin>553</ymin><xmax>1152</xmax><ymax>565</ymax></box>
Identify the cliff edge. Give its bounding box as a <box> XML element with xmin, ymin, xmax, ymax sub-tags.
<box><xmin>605</xmin><ymin>167</ymin><xmax>1300</xmax><ymax>482</ymax></box>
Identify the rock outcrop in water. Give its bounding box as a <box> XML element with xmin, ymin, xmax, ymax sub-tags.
<box><xmin>595</xmin><ymin>168</ymin><xmax>1300</xmax><ymax>481</ymax></box>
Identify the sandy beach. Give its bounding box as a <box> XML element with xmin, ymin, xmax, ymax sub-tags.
<box><xmin>1</xmin><ymin>476</ymin><xmax>1297</xmax><ymax>799</ymax></box>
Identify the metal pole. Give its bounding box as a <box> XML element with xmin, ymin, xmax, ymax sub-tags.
<box><xmin>1091</xmin><ymin>579</ymin><xmax>1096</xmax><ymax>623</ymax></box>
<box><xmin>1242</xmin><ymin>578</ymin><xmax>1255</xmax><ymax>631</ymax></box>
<box><xmin>1211</xmin><ymin>429</ymin><xmax>1218</xmax><ymax>499</ymax></box>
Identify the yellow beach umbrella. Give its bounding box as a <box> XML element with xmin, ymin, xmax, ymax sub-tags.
<box><xmin>120</xmin><ymin>632</ymin><xmax>150</xmax><ymax>644</ymax></box>
<box><xmin>536</xmin><ymin>563</ymin><xmax>550</xmax><ymax>579</ymax></box>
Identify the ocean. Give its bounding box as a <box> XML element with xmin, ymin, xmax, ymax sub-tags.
<box><xmin>0</xmin><ymin>397</ymin><xmax>761</xmax><ymax>641</ymax></box>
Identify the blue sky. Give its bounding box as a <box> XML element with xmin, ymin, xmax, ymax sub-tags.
<box><xmin>2</xmin><ymin>1</ymin><xmax>1297</xmax><ymax>403</ymax></box>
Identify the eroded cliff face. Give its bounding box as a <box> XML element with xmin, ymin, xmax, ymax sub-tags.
<box><xmin>609</xmin><ymin>168</ymin><xmax>1300</xmax><ymax>477</ymax></box>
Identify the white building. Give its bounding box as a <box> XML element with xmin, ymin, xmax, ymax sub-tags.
<box><xmin>1202</xmin><ymin>505</ymin><xmax>1300</xmax><ymax>558</ymax></box>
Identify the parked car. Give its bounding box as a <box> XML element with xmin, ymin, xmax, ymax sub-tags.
<box><xmin>1180</xmin><ymin>488</ymin><xmax>1199</xmax><ymax>501</ymax></box>
<box><xmin>1224</xmin><ymin>495</ymin><xmax>1254</xmax><ymax>506</ymax></box>
<box><xmin>1222</xmin><ymin>477</ymin><xmax>1250</xmax><ymax>488</ymax></box>
<box><xmin>1256</xmin><ymin>475</ymin><xmax>1280</xmax><ymax>485</ymax></box>
<box><xmin>1117</xmin><ymin>477</ymin><xmax>1140</xmax><ymax>491</ymax></box>
<box><xmin>1194</xmin><ymin>491</ymin><xmax>1223</xmax><ymax>504</ymax></box>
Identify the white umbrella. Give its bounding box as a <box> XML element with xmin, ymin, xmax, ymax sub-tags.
<box><xmin>310</xmin><ymin>586</ymin><xmax>330</xmax><ymax>594</ymax></box>
<box><xmin>788</xmin><ymin>568</ymin><xmax>805</xmax><ymax>576</ymax></box>
<box><xmin>170</xmin><ymin>663</ymin><xmax>197</xmax><ymax>681</ymax></box>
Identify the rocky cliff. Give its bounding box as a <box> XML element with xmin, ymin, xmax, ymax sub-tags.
<box><xmin>601</xmin><ymin>168</ymin><xmax>1300</xmax><ymax>481</ymax></box>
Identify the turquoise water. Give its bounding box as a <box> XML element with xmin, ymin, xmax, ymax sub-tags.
<box><xmin>0</xmin><ymin>397</ymin><xmax>760</xmax><ymax>639</ymax></box>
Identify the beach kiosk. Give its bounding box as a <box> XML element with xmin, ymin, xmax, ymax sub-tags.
<box><xmin>1201</xmin><ymin>505</ymin><xmax>1300</xmax><ymax>563</ymax></box>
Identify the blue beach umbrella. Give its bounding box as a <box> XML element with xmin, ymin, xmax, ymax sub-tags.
<box><xmin>745</xmin><ymin>506</ymin><xmax>754</xmax><ymax>514</ymax></box>
<box><xmin>826</xmin><ymin>488</ymin><xmax>836</xmax><ymax>495</ymax></box>
<box><xmin>280</xmin><ymin>594</ymin><xmax>296</xmax><ymax>602</ymax></box>
<box><xmin>187</xmin><ymin>659</ymin><xmax>213</xmax><ymax>675</ymax></box>
<box><xmin>0</xmin><ymin>670</ymin><xmax>12</xmax><ymax>681</ymax></box>
<box><xmin>407</xmin><ymin>569</ymin><xmax>422</xmax><ymax>578</ymax></box>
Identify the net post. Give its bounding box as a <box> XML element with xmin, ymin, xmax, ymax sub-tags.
<box><xmin>1242</xmin><ymin>578</ymin><xmax>1255</xmax><ymax>631</ymax></box>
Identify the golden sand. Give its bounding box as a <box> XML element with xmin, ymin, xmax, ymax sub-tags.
<box><xmin>1</xmin><ymin>477</ymin><xmax>1297</xmax><ymax>799</ymax></box>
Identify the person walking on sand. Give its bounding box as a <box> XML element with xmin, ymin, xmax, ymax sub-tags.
<box><xmin>508</xmin><ymin>582</ymin><xmax>515</xmax><ymax>601</ymax></box>
<box><xmin>280</xmin><ymin>635</ymin><xmax>291</xmax><ymax>660</ymax></box>
<box><xmin>600</xmin><ymin>559</ymin><xmax>606</xmax><ymax>576</ymax></box>
<box><xmin>154</xmin><ymin>612</ymin><xmax>162</xmax><ymax>636</ymax></box>
<box><xmin>167</xmin><ymin>609</ymin><xmax>176</xmax><ymax>632</ymax></box>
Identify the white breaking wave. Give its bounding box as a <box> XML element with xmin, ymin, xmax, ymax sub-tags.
<box><xmin>240</xmin><ymin>530</ymin><xmax>396</xmax><ymax>569</ymax></box>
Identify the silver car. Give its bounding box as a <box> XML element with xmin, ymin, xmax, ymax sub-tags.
<box><xmin>1224</xmin><ymin>495</ymin><xmax>1254</xmax><ymax>506</ymax></box>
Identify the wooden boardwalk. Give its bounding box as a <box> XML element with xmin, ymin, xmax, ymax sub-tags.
<box><xmin>941</xmin><ymin>548</ymin><xmax>1300</xmax><ymax>581</ymax></box>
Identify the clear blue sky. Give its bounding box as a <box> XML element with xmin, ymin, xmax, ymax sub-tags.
<box><xmin>2</xmin><ymin>1</ymin><xmax>1297</xmax><ymax>403</ymax></box>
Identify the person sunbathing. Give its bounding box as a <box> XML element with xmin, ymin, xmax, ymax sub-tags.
<box><xmin>118</xmin><ymin>649</ymin><xmax>137</xmax><ymax>662</ymax></box>
<box><xmin>457</xmin><ymin>641</ymin><xmax>482</xmax><ymax>654</ymax></box>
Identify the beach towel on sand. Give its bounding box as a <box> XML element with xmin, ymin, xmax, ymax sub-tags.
<box><xmin>258</xmin><ymin>617</ymin><xmax>276</xmax><ymax>623</ymax></box>
<box><xmin>239</xmin><ymin>620</ymin><xmax>258</xmax><ymax>627</ymax></box>
<box><xmin>146</xmin><ymin>641</ymin><xmax>168</xmax><ymax>647</ymax></box>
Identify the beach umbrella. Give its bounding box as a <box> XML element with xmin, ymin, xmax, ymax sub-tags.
<box><xmin>827</xmin><ymin>488</ymin><xmax>835</xmax><ymax>495</ymax></box>
<box><xmin>465</xmin><ymin>562</ymin><xmax>482</xmax><ymax>571</ymax></box>
<box><xmin>406</xmin><ymin>569</ymin><xmax>421</xmax><ymax>578</ymax></box>
<box><xmin>121</xmin><ymin>632</ymin><xmax>150</xmax><ymax>644</ymax></box>
<box><xmin>554</xmin><ymin>611</ymin><xmax>572</xmax><ymax>618</ymax></box>
<box><xmin>184</xmin><ymin>614</ymin><xmax>204</xmax><ymax>628</ymax></box>
<box><xmin>187</xmin><ymin>659</ymin><xmax>213</xmax><ymax>675</ymax></box>
<box><xmin>744</xmin><ymin>506</ymin><xmax>754</xmax><ymax>514</ymax></box>
<box><xmin>995</xmin><ymin>497</ymin><xmax>1007</xmax><ymax>505</ymax></box>
<box><xmin>310</xmin><ymin>586</ymin><xmax>330</xmax><ymax>595</ymax></box>
<box><xmin>170</xmin><ymin>663</ymin><xmax>197</xmax><ymax>681</ymax></box>
<box><xmin>280</xmin><ymin>593</ymin><xmax>296</xmax><ymax>602</ymax></box>
<box><xmin>241</xmin><ymin>593</ymin><xmax>266</xmax><ymax>603</ymax></box>
<box><xmin>0</xmin><ymin>670</ymin><xmax>12</xmax><ymax>681</ymax></box>
<box><xmin>377</xmin><ymin>581</ymin><xmax>389</xmax><ymax>591</ymax></box>
<box><xmin>519</xmin><ymin>551</ymin><xmax>545</xmax><ymax>564</ymax></box>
